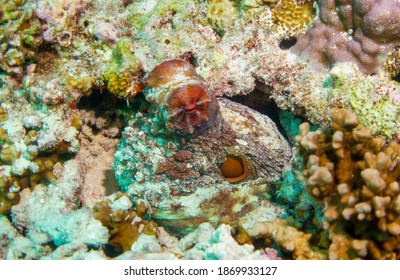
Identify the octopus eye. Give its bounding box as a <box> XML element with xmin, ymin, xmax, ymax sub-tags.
<box><xmin>167</xmin><ymin>84</ymin><xmax>218</xmax><ymax>135</ymax></box>
<box><xmin>220</xmin><ymin>156</ymin><xmax>249</xmax><ymax>183</ymax></box>
<box><xmin>146</xmin><ymin>59</ymin><xmax>219</xmax><ymax>135</ymax></box>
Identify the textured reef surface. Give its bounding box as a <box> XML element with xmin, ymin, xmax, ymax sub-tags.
<box><xmin>0</xmin><ymin>0</ymin><xmax>399</xmax><ymax>260</ymax></box>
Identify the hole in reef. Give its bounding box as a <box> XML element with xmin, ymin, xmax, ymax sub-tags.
<box><xmin>393</xmin><ymin>72</ymin><xmax>400</xmax><ymax>83</ymax></box>
<box><xmin>179</xmin><ymin>51</ymin><xmax>198</xmax><ymax>67</ymax></box>
<box><xmin>77</xmin><ymin>88</ymin><xmax>107</xmax><ymax>109</ymax></box>
<box><xmin>228</xmin><ymin>90</ymin><xmax>289</xmax><ymax>141</ymax></box>
<box><xmin>279</xmin><ymin>37</ymin><xmax>297</xmax><ymax>50</ymax></box>
<box><xmin>77</xmin><ymin>88</ymin><xmax>125</xmax><ymax>138</ymax></box>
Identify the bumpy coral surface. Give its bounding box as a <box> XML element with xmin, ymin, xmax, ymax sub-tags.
<box><xmin>296</xmin><ymin>109</ymin><xmax>400</xmax><ymax>259</ymax></box>
<box><xmin>292</xmin><ymin>0</ymin><xmax>400</xmax><ymax>74</ymax></box>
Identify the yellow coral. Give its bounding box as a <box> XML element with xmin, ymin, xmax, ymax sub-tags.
<box><xmin>103</xmin><ymin>38</ymin><xmax>144</xmax><ymax>100</ymax></box>
<box><xmin>271</xmin><ymin>0</ymin><xmax>315</xmax><ymax>38</ymax></box>
<box><xmin>385</xmin><ymin>47</ymin><xmax>400</xmax><ymax>81</ymax></box>
<box><xmin>66</xmin><ymin>76</ymin><xmax>94</xmax><ymax>96</ymax></box>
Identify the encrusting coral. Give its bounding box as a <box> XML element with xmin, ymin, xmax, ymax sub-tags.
<box><xmin>291</xmin><ymin>0</ymin><xmax>400</xmax><ymax>74</ymax></box>
<box><xmin>296</xmin><ymin>109</ymin><xmax>400</xmax><ymax>259</ymax></box>
<box><xmin>238</xmin><ymin>217</ymin><xmax>325</xmax><ymax>260</ymax></box>
<box><xmin>270</xmin><ymin>0</ymin><xmax>316</xmax><ymax>38</ymax></box>
<box><xmin>103</xmin><ymin>38</ymin><xmax>144</xmax><ymax>100</ymax></box>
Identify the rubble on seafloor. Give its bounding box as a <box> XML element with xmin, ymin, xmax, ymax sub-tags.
<box><xmin>0</xmin><ymin>0</ymin><xmax>399</xmax><ymax>259</ymax></box>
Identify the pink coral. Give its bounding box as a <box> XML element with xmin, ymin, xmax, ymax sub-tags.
<box><xmin>291</xmin><ymin>0</ymin><xmax>400</xmax><ymax>74</ymax></box>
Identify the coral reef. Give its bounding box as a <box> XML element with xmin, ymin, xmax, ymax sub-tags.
<box><xmin>0</xmin><ymin>0</ymin><xmax>42</xmax><ymax>78</ymax></box>
<box><xmin>93</xmin><ymin>192</ymin><xmax>158</xmax><ymax>255</ymax></box>
<box><xmin>238</xmin><ymin>217</ymin><xmax>325</xmax><ymax>259</ymax></box>
<box><xmin>103</xmin><ymin>38</ymin><xmax>144</xmax><ymax>100</ymax></box>
<box><xmin>1</xmin><ymin>0</ymin><xmax>399</xmax><ymax>261</ymax></box>
<box><xmin>77</xmin><ymin>92</ymin><xmax>122</xmax><ymax>207</ymax></box>
<box><xmin>386</xmin><ymin>47</ymin><xmax>400</xmax><ymax>81</ymax></box>
<box><xmin>296</xmin><ymin>109</ymin><xmax>400</xmax><ymax>259</ymax></box>
<box><xmin>291</xmin><ymin>0</ymin><xmax>400</xmax><ymax>74</ymax></box>
<box><xmin>270</xmin><ymin>0</ymin><xmax>316</xmax><ymax>38</ymax></box>
<box><xmin>118</xmin><ymin>221</ymin><xmax>281</xmax><ymax>260</ymax></box>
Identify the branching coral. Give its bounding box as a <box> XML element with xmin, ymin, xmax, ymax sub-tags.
<box><xmin>93</xmin><ymin>192</ymin><xmax>158</xmax><ymax>255</ymax></box>
<box><xmin>296</xmin><ymin>109</ymin><xmax>400</xmax><ymax>259</ymax></box>
<box><xmin>0</xmin><ymin>0</ymin><xmax>42</xmax><ymax>77</ymax></box>
<box><xmin>291</xmin><ymin>0</ymin><xmax>400</xmax><ymax>74</ymax></box>
<box><xmin>238</xmin><ymin>218</ymin><xmax>325</xmax><ymax>259</ymax></box>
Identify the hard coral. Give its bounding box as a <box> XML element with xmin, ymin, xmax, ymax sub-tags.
<box><xmin>271</xmin><ymin>0</ymin><xmax>316</xmax><ymax>38</ymax></box>
<box><xmin>296</xmin><ymin>109</ymin><xmax>400</xmax><ymax>259</ymax></box>
<box><xmin>291</xmin><ymin>0</ymin><xmax>400</xmax><ymax>74</ymax></box>
<box><xmin>206</xmin><ymin>0</ymin><xmax>240</xmax><ymax>36</ymax></box>
<box><xmin>93</xmin><ymin>192</ymin><xmax>158</xmax><ymax>255</ymax></box>
<box><xmin>386</xmin><ymin>47</ymin><xmax>400</xmax><ymax>81</ymax></box>
<box><xmin>326</xmin><ymin>63</ymin><xmax>399</xmax><ymax>138</ymax></box>
<box><xmin>238</xmin><ymin>218</ymin><xmax>325</xmax><ymax>259</ymax></box>
<box><xmin>103</xmin><ymin>38</ymin><xmax>144</xmax><ymax>100</ymax></box>
<box><xmin>0</xmin><ymin>0</ymin><xmax>42</xmax><ymax>77</ymax></box>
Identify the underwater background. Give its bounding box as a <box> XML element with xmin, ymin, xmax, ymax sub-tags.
<box><xmin>0</xmin><ymin>0</ymin><xmax>399</xmax><ymax>260</ymax></box>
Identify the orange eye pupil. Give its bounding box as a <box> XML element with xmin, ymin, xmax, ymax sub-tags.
<box><xmin>185</xmin><ymin>103</ymin><xmax>197</xmax><ymax>111</ymax></box>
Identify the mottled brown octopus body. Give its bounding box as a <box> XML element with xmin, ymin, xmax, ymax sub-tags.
<box><xmin>114</xmin><ymin>60</ymin><xmax>291</xmax><ymax>234</ymax></box>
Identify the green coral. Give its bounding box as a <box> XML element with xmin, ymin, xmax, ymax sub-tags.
<box><xmin>103</xmin><ymin>38</ymin><xmax>143</xmax><ymax>100</ymax></box>
<box><xmin>206</xmin><ymin>0</ymin><xmax>240</xmax><ymax>35</ymax></box>
<box><xmin>0</xmin><ymin>0</ymin><xmax>42</xmax><ymax>76</ymax></box>
<box><xmin>327</xmin><ymin>65</ymin><xmax>400</xmax><ymax>138</ymax></box>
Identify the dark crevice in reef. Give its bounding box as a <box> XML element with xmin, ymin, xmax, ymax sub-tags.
<box><xmin>393</xmin><ymin>73</ymin><xmax>400</xmax><ymax>83</ymax></box>
<box><xmin>78</xmin><ymin>88</ymin><xmax>113</xmax><ymax>110</ymax></box>
<box><xmin>77</xmin><ymin>88</ymin><xmax>125</xmax><ymax>134</ymax></box>
<box><xmin>228</xmin><ymin>90</ymin><xmax>289</xmax><ymax>141</ymax></box>
<box><xmin>76</xmin><ymin>88</ymin><xmax>123</xmax><ymax>197</ymax></box>
<box><xmin>279</xmin><ymin>37</ymin><xmax>297</xmax><ymax>50</ymax></box>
